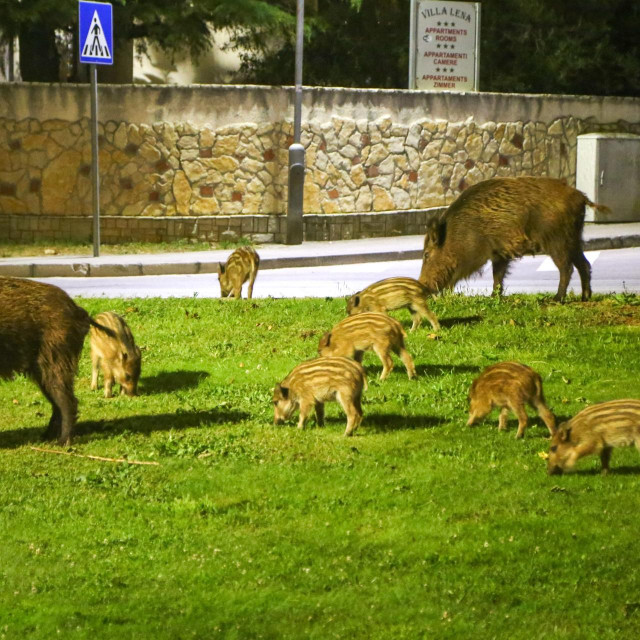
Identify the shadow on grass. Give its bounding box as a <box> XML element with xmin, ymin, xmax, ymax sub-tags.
<box><xmin>364</xmin><ymin>413</ymin><xmax>446</xmax><ymax>432</ymax></box>
<box><xmin>439</xmin><ymin>315</ymin><xmax>483</xmax><ymax>328</ymax></box>
<box><xmin>572</xmin><ymin>465</ymin><xmax>640</xmax><ymax>476</ymax></box>
<box><xmin>141</xmin><ymin>370</ymin><xmax>210</xmax><ymax>394</ymax></box>
<box><xmin>415</xmin><ymin>363</ymin><xmax>481</xmax><ymax>376</ymax></box>
<box><xmin>0</xmin><ymin>408</ymin><xmax>249</xmax><ymax>450</ymax></box>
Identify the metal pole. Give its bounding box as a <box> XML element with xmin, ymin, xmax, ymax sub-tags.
<box><xmin>293</xmin><ymin>0</ymin><xmax>304</xmax><ymax>142</ymax></box>
<box><xmin>90</xmin><ymin>63</ymin><xmax>100</xmax><ymax>257</ymax></box>
<box><xmin>474</xmin><ymin>2</ymin><xmax>481</xmax><ymax>91</ymax></box>
<box><xmin>286</xmin><ymin>0</ymin><xmax>305</xmax><ymax>244</ymax></box>
<box><xmin>408</xmin><ymin>0</ymin><xmax>417</xmax><ymax>89</ymax></box>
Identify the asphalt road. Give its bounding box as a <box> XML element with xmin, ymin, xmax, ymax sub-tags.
<box><xmin>37</xmin><ymin>247</ymin><xmax>640</xmax><ymax>299</ymax></box>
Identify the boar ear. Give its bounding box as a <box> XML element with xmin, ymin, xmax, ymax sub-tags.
<box><xmin>121</xmin><ymin>351</ymin><xmax>128</xmax><ymax>362</ymax></box>
<box><xmin>320</xmin><ymin>332</ymin><xmax>331</xmax><ymax>348</ymax></box>
<box><xmin>218</xmin><ymin>262</ymin><xmax>225</xmax><ymax>274</ymax></box>
<box><xmin>557</xmin><ymin>423</ymin><xmax>572</xmax><ymax>442</ymax></box>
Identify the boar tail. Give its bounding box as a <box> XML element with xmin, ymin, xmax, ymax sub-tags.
<box><xmin>89</xmin><ymin>318</ymin><xmax>117</xmax><ymax>339</ymax></box>
<box><xmin>585</xmin><ymin>198</ymin><xmax>612</xmax><ymax>216</ymax></box>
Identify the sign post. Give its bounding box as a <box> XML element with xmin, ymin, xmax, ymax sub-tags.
<box><xmin>410</xmin><ymin>1</ymin><xmax>480</xmax><ymax>92</ymax></box>
<box><xmin>79</xmin><ymin>1</ymin><xmax>113</xmax><ymax>257</ymax></box>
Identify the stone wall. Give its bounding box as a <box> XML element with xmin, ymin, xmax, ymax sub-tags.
<box><xmin>1</xmin><ymin>84</ymin><xmax>639</xmax><ymax>243</ymax></box>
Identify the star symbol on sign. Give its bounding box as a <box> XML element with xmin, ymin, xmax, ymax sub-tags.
<box><xmin>436</xmin><ymin>68</ymin><xmax>440</xmax><ymax>72</ymax></box>
<box><xmin>437</xmin><ymin>21</ymin><xmax>441</xmax><ymax>26</ymax></box>
<box><xmin>437</xmin><ymin>44</ymin><xmax>441</xmax><ymax>48</ymax></box>
<box><xmin>444</xmin><ymin>22</ymin><xmax>448</xmax><ymax>26</ymax></box>
<box><xmin>443</xmin><ymin>44</ymin><xmax>448</xmax><ymax>49</ymax></box>
<box><xmin>450</xmin><ymin>68</ymin><xmax>455</xmax><ymax>72</ymax></box>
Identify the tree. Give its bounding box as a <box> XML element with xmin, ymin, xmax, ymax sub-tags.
<box><xmin>0</xmin><ymin>0</ymin><xmax>296</xmax><ymax>83</ymax></box>
<box><xmin>479</xmin><ymin>0</ymin><xmax>640</xmax><ymax>97</ymax></box>
<box><xmin>241</xmin><ymin>0</ymin><xmax>409</xmax><ymax>88</ymax></box>
<box><xmin>243</xmin><ymin>0</ymin><xmax>640</xmax><ymax>97</ymax></box>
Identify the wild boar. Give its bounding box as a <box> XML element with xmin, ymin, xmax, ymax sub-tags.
<box><xmin>346</xmin><ymin>277</ymin><xmax>440</xmax><ymax>332</ymax></box>
<box><xmin>0</xmin><ymin>276</ymin><xmax>114</xmax><ymax>445</ymax></box>
<box><xmin>90</xmin><ymin>311</ymin><xmax>141</xmax><ymax>398</ymax></box>
<box><xmin>273</xmin><ymin>356</ymin><xmax>367</xmax><ymax>436</ymax></box>
<box><xmin>218</xmin><ymin>246</ymin><xmax>260</xmax><ymax>299</ymax></box>
<box><xmin>418</xmin><ymin>177</ymin><xmax>610</xmax><ymax>302</ymax></box>
<box><xmin>318</xmin><ymin>312</ymin><xmax>416</xmax><ymax>380</ymax></box>
<box><xmin>547</xmin><ymin>399</ymin><xmax>640</xmax><ymax>475</ymax></box>
<box><xmin>467</xmin><ymin>361</ymin><xmax>556</xmax><ymax>438</ymax></box>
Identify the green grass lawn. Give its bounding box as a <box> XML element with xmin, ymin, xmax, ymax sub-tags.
<box><xmin>1</xmin><ymin>292</ymin><xmax>640</xmax><ymax>639</ymax></box>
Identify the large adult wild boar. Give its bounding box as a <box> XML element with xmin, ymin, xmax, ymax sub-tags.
<box><xmin>418</xmin><ymin>177</ymin><xmax>609</xmax><ymax>301</ymax></box>
<box><xmin>0</xmin><ymin>277</ymin><xmax>113</xmax><ymax>445</ymax></box>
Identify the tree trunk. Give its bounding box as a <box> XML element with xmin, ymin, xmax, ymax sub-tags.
<box><xmin>19</xmin><ymin>23</ymin><xmax>61</xmax><ymax>82</ymax></box>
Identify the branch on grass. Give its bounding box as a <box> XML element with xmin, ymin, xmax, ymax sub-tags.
<box><xmin>30</xmin><ymin>447</ymin><xmax>160</xmax><ymax>466</ymax></box>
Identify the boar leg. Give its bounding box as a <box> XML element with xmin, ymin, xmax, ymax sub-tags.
<box><xmin>491</xmin><ymin>257</ymin><xmax>511</xmax><ymax>297</ymax></box>
<box><xmin>314</xmin><ymin>401</ymin><xmax>325</xmax><ymax>427</ymax></box>
<box><xmin>42</xmin><ymin>380</ymin><xmax>77</xmax><ymax>446</ymax></box>
<box><xmin>599</xmin><ymin>447</ymin><xmax>613</xmax><ymax>474</ymax></box>
<box><xmin>497</xmin><ymin>407</ymin><xmax>510</xmax><ymax>431</ymax></box>
<box><xmin>532</xmin><ymin>399</ymin><xmax>556</xmax><ymax>436</ymax></box>
<box><xmin>373</xmin><ymin>345</ymin><xmax>394</xmax><ymax>380</ymax></box>
<box><xmin>297</xmin><ymin>401</ymin><xmax>314</xmax><ymax>429</ymax></box>
<box><xmin>102</xmin><ymin>364</ymin><xmax>115</xmax><ymax>399</ymax></box>
<box><xmin>396</xmin><ymin>346</ymin><xmax>416</xmax><ymax>379</ymax></box>
<box><xmin>550</xmin><ymin>252</ymin><xmax>574</xmax><ymax>302</ymax></box>
<box><xmin>410</xmin><ymin>302</ymin><xmax>440</xmax><ymax>332</ymax></box>
<box><xmin>511</xmin><ymin>403</ymin><xmax>529</xmax><ymax>438</ymax></box>
<box><xmin>247</xmin><ymin>270</ymin><xmax>257</xmax><ymax>299</ymax></box>
<box><xmin>38</xmin><ymin>384</ymin><xmax>63</xmax><ymax>441</ymax></box>
<box><xmin>342</xmin><ymin>392</ymin><xmax>363</xmax><ymax>437</ymax></box>
<box><xmin>90</xmin><ymin>352</ymin><xmax>101</xmax><ymax>391</ymax></box>
<box><xmin>570</xmin><ymin>250</ymin><xmax>592</xmax><ymax>301</ymax></box>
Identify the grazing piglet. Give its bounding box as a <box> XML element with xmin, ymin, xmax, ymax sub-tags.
<box><xmin>0</xmin><ymin>276</ymin><xmax>114</xmax><ymax>445</ymax></box>
<box><xmin>218</xmin><ymin>246</ymin><xmax>260</xmax><ymax>299</ymax></box>
<box><xmin>346</xmin><ymin>277</ymin><xmax>440</xmax><ymax>332</ymax></box>
<box><xmin>467</xmin><ymin>361</ymin><xmax>556</xmax><ymax>438</ymax></box>
<box><xmin>273</xmin><ymin>356</ymin><xmax>367</xmax><ymax>436</ymax></box>
<box><xmin>318</xmin><ymin>312</ymin><xmax>416</xmax><ymax>380</ymax></box>
<box><xmin>90</xmin><ymin>311</ymin><xmax>141</xmax><ymax>398</ymax></box>
<box><xmin>547</xmin><ymin>399</ymin><xmax>640</xmax><ymax>475</ymax></box>
<box><xmin>419</xmin><ymin>177</ymin><xmax>610</xmax><ymax>301</ymax></box>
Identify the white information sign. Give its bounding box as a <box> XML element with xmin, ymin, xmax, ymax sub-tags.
<box><xmin>415</xmin><ymin>1</ymin><xmax>479</xmax><ymax>91</ymax></box>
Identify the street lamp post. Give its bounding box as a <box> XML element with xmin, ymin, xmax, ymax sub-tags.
<box><xmin>286</xmin><ymin>0</ymin><xmax>305</xmax><ymax>245</ymax></box>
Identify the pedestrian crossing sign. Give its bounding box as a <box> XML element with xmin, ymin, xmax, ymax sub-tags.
<box><xmin>79</xmin><ymin>1</ymin><xmax>113</xmax><ymax>65</ymax></box>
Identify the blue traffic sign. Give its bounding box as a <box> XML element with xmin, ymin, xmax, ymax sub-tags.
<box><xmin>79</xmin><ymin>1</ymin><xmax>113</xmax><ymax>65</ymax></box>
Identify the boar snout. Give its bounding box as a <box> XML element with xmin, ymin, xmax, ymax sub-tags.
<box><xmin>547</xmin><ymin>464</ymin><xmax>564</xmax><ymax>476</ymax></box>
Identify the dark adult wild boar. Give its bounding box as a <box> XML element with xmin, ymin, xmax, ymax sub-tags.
<box><xmin>418</xmin><ymin>177</ymin><xmax>609</xmax><ymax>301</ymax></box>
<box><xmin>0</xmin><ymin>277</ymin><xmax>113</xmax><ymax>445</ymax></box>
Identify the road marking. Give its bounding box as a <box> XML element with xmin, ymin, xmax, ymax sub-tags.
<box><xmin>537</xmin><ymin>251</ymin><xmax>600</xmax><ymax>272</ymax></box>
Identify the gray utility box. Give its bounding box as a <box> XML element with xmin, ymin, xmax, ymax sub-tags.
<box><xmin>576</xmin><ymin>133</ymin><xmax>640</xmax><ymax>222</ymax></box>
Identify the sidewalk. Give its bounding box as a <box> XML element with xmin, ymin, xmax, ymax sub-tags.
<box><xmin>1</xmin><ymin>222</ymin><xmax>639</xmax><ymax>279</ymax></box>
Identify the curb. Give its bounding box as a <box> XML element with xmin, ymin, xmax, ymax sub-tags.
<box><xmin>0</xmin><ymin>235</ymin><xmax>638</xmax><ymax>279</ymax></box>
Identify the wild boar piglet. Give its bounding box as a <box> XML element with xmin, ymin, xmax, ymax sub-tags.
<box><xmin>547</xmin><ymin>399</ymin><xmax>640</xmax><ymax>475</ymax></box>
<box><xmin>318</xmin><ymin>312</ymin><xmax>416</xmax><ymax>380</ymax></box>
<box><xmin>346</xmin><ymin>277</ymin><xmax>439</xmax><ymax>332</ymax></box>
<box><xmin>90</xmin><ymin>311</ymin><xmax>141</xmax><ymax>398</ymax></box>
<box><xmin>467</xmin><ymin>361</ymin><xmax>556</xmax><ymax>438</ymax></box>
<box><xmin>273</xmin><ymin>356</ymin><xmax>367</xmax><ymax>436</ymax></box>
<box><xmin>218</xmin><ymin>246</ymin><xmax>260</xmax><ymax>299</ymax></box>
